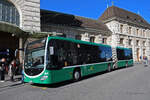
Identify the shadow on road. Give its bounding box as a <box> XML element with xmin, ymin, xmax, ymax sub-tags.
<box><xmin>31</xmin><ymin>71</ymin><xmax>107</xmax><ymax>88</ymax></box>
<box><xmin>31</xmin><ymin>66</ymin><xmax>134</xmax><ymax>88</ymax></box>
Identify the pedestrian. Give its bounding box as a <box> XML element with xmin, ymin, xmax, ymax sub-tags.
<box><xmin>15</xmin><ymin>59</ymin><xmax>20</xmax><ymax>75</ymax></box>
<box><xmin>144</xmin><ymin>56</ymin><xmax>148</xmax><ymax>67</ymax></box>
<box><xmin>0</xmin><ymin>58</ymin><xmax>7</xmax><ymax>82</ymax></box>
<box><xmin>143</xmin><ymin>56</ymin><xmax>145</xmax><ymax>65</ymax></box>
<box><xmin>140</xmin><ymin>56</ymin><xmax>142</xmax><ymax>64</ymax></box>
<box><xmin>8</xmin><ymin>60</ymin><xmax>16</xmax><ymax>81</ymax></box>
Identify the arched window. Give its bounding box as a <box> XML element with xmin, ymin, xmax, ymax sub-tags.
<box><xmin>0</xmin><ymin>0</ymin><xmax>20</xmax><ymax>26</ymax></box>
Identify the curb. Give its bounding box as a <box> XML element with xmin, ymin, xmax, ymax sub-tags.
<box><xmin>0</xmin><ymin>75</ymin><xmax>22</xmax><ymax>89</ymax></box>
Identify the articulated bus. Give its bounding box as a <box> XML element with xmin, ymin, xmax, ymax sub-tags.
<box><xmin>24</xmin><ymin>36</ymin><xmax>133</xmax><ymax>84</ymax></box>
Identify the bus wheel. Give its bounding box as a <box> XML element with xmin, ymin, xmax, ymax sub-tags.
<box><xmin>73</xmin><ymin>69</ymin><xmax>81</xmax><ymax>81</ymax></box>
<box><xmin>108</xmin><ymin>64</ymin><xmax>111</xmax><ymax>72</ymax></box>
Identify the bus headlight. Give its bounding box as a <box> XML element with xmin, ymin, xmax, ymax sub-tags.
<box><xmin>40</xmin><ymin>76</ymin><xmax>48</xmax><ymax>81</ymax></box>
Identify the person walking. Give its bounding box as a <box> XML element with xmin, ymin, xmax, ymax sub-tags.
<box><xmin>0</xmin><ymin>58</ymin><xmax>7</xmax><ymax>82</ymax></box>
<box><xmin>8</xmin><ymin>60</ymin><xmax>16</xmax><ymax>81</ymax></box>
<box><xmin>143</xmin><ymin>56</ymin><xmax>148</xmax><ymax>67</ymax></box>
<box><xmin>145</xmin><ymin>56</ymin><xmax>148</xmax><ymax>66</ymax></box>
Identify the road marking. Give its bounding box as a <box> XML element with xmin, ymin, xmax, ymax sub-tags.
<box><xmin>32</xmin><ymin>86</ymin><xmax>47</xmax><ymax>90</ymax></box>
<box><xmin>42</xmin><ymin>87</ymin><xmax>47</xmax><ymax>90</ymax></box>
<box><xmin>32</xmin><ymin>86</ymin><xmax>37</xmax><ymax>88</ymax></box>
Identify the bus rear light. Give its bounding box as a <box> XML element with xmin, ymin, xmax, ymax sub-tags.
<box><xmin>40</xmin><ymin>76</ymin><xmax>48</xmax><ymax>81</ymax></box>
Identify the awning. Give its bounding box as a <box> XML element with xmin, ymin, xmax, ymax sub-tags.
<box><xmin>0</xmin><ymin>21</ymin><xmax>28</xmax><ymax>37</ymax></box>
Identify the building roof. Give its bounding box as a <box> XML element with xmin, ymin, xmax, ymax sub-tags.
<box><xmin>99</xmin><ymin>6</ymin><xmax>150</xmax><ymax>28</ymax></box>
<box><xmin>41</xmin><ymin>9</ymin><xmax>112</xmax><ymax>35</ymax></box>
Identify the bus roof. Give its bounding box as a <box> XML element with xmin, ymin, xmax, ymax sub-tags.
<box><xmin>48</xmin><ymin>36</ymin><xmax>111</xmax><ymax>48</ymax></box>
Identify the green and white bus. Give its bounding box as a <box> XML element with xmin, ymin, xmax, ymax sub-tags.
<box><xmin>24</xmin><ymin>36</ymin><xmax>133</xmax><ymax>84</ymax></box>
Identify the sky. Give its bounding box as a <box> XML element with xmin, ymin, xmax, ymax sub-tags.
<box><xmin>40</xmin><ymin>0</ymin><xmax>150</xmax><ymax>23</ymax></box>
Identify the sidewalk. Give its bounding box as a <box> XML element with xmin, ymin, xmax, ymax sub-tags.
<box><xmin>0</xmin><ymin>75</ymin><xmax>22</xmax><ymax>89</ymax></box>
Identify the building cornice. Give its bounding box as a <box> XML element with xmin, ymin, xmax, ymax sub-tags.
<box><xmin>102</xmin><ymin>17</ymin><xmax>150</xmax><ymax>29</ymax></box>
<box><xmin>118</xmin><ymin>32</ymin><xmax>150</xmax><ymax>39</ymax></box>
<box><xmin>41</xmin><ymin>24</ymin><xmax>112</xmax><ymax>36</ymax></box>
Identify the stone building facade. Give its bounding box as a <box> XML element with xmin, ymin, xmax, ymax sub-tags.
<box><xmin>99</xmin><ymin>6</ymin><xmax>150</xmax><ymax>62</ymax></box>
<box><xmin>0</xmin><ymin>0</ymin><xmax>41</xmax><ymax>63</ymax></box>
<box><xmin>40</xmin><ymin>9</ymin><xmax>112</xmax><ymax>42</ymax></box>
<box><xmin>9</xmin><ymin>0</ymin><xmax>41</xmax><ymax>31</ymax></box>
<box><xmin>0</xmin><ymin>0</ymin><xmax>112</xmax><ymax>63</ymax></box>
<box><xmin>3</xmin><ymin>1</ymin><xmax>150</xmax><ymax>63</ymax></box>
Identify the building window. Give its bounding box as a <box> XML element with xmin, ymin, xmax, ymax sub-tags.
<box><xmin>120</xmin><ymin>25</ymin><xmax>123</xmax><ymax>33</ymax></box>
<box><xmin>127</xmin><ymin>16</ymin><xmax>130</xmax><ymax>19</ymax></box>
<box><xmin>141</xmin><ymin>20</ymin><xmax>143</xmax><ymax>23</ymax></box>
<box><xmin>136</xmin><ymin>40</ymin><xmax>139</xmax><ymax>46</ymax></box>
<box><xmin>129</xmin><ymin>27</ymin><xmax>132</xmax><ymax>34</ymax></box>
<box><xmin>143</xmin><ymin>30</ymin><xmax>145</xmax><ymax>37</ymax></box>
<box><xmin>102</xmin><ymin>38</ymin><xmax>107</xmax><ymax>44</ymax></box>
<box><xmin>143</xmin><ymin>41</ymin><xmax>146</xmax><ymax>46</ymax></box>
<box><xmin>143</xmin><ymin>49</ymin><xmax>146</xmax><ymax>56</ymax></box>
<box><xmin>0</xmin><ymin>0</ymin><xmax>20</xmax><ymax>26</ymax></box>
<box><xmin>136</xmin><ymin>29</ymin><xmax>139</xmax><ymax>36</ymax></box>
<box><xmin>129</xmin><ymin>39</ymin><xmax>132</xmax><ymax>45</ymax></box>
<box><xmin>90</xmin><ymin>36</ymin><xmax>95</xmax><ymax>43</ymax></box>
<box><xmin>120</xmin><ymin>38</ymin><xmax>124</xmax><ymax>45</ymax></box>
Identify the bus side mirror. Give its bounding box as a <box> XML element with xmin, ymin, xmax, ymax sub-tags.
<box><xmin>49</xmin><ymin>46</ymin><xmax>54</xmax><ymax>55</ymax></box>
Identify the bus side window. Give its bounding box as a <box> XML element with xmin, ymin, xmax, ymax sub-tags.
<box><xmin>48</xmin><ymin>40</ymin><xmax>58</xmax><ymax>68</ymax></box>
<box><xmin>124</xmin><ymin>49</ymin><xmax>132</xmax><ymax>60</ymax></box>
<box><xmin>55</xmin><ymin>40</ymin><xmax>65</xmax><ymax>67</ymax></box>
<box><xmin>117</xmin><ymin>48</ymin><xmax>125</xmax><ymax>60</ymax></box>
<box><xmin>77</xmin><ymin>44</ymin><xmax>88</xmax><ymax>64</ymax></box>
<box><xmin>68</xmin><ymin>42</ymin><xmax>78</xmax><ymax>66</ymax></box>
<box><xmin>48</xmin><ymin>39</ymin><xmax>66</xmax><ymax>68</ymax></box>
<box><xmin>105</xmin><ymin>47</ymin><xmax>112</xmax><ymax>61</ymax></box>
<box><xmin>99</xmin><ymin>46</ymin><xmax>106</xmax><ymax>62</ymax></box>
<box><xmin>92</xmin><ymin>46</ymin><xmax>100</xmax><ymax>63</ymax></box>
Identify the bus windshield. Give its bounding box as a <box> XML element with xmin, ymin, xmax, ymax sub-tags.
<box><xmin>24</xmin><ymin>39</ymin><xmax>46</xmax><ymax>76</ymax></box>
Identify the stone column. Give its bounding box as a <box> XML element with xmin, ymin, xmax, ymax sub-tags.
<box><xmin>123</xmin><ymin>24</ymin><xmax>128</xmax><ymax>34</ymax></box>
<box><xmin>139</xmin><ymin>29</ymin><xmax>142</xmax><ymax>37</ymax></box>
<box><xmin>146</xmin><ymin>39</ymin><xmax>150</xmax><ymax>60</ymax></box>
<box><xmin>139</xmin><ymin>46</ymin><xmax>143</xmax><ymax>60</ymax></box>
<box><xmin>111</xmin><ymin>32</ymin><xmax>119</xmax><ymax>47</ymax></box>
<box><xmin>132</xmin><ymin>27</ymin><xmax>136</xmax><ymax>36</ymax></box>
<box><xmin>132</xmin><ymin>38</ymin><xmax>137</xmax><ymax>62</ymax></box>
<box><xmin>111</xmin><ymin>31</ymin><xmax>119</xmax><ymax>66</ymax></box>
<box><xmin>19</xmin><ymin>38</ymin><xmax>23</xmax><ymax>64</ymax></box>
<box><xmin>124</xmin><ymin>36</ymin><xmax>129</xmax><ymax>48</ymax></box>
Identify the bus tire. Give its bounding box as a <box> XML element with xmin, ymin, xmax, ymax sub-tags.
<box><xmin>73</xmin><ymin>69</ymin><xmax>81</xmax><ymax>81</ymax></box>
<box><xmin>108</xmin><ymin>64</ymin><xmax>111</xmax><ymax>72</ymax></box>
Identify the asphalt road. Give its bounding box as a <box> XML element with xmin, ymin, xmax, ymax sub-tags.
<box><xmin>0</xmin><ymin>64</ymin><xmax>150</xmax><ymax>100</ymax></box>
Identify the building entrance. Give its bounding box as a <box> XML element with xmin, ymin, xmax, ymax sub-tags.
<box><xmin>0</xmin><ymin>31</ymin><xmax>19</xmax><ymax>63</ymax></box>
